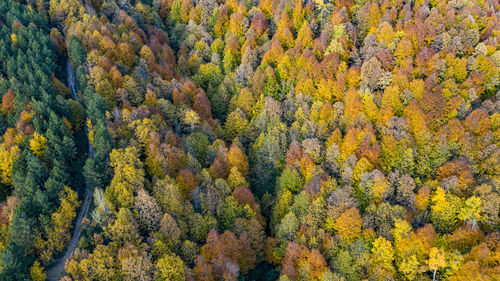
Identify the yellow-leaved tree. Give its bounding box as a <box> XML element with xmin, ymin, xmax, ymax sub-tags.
<box><xmin>106</xmin><ymin>146</ymin><xmax>145</xmax><ymax>209</ymax></box>
<box><xmin>0</xmin><ymin>144</ymin><xmax>19</xmax><ymax>185</ymax></box>
<box><xmin>29</xmin><ymin>132</ymin><xmax>47</xmax><ymax>159</ymax></box>
<box><xmin>428</xmin><ymin>247</ymin><xmax>447</xmax><ymax>281</ymax></box>
<box><xmin>35</xmin><ymin>186</ymin><xmax>80</xmax><ymax>262</ymax></box>
<box><xmin>30</xmin><ymin>261</ymin><xmax>46</xmax><ymax>281</ymax></box>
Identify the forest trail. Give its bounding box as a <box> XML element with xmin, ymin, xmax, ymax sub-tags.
<box><xmin>45</xmin><ymin>59</ymin><xmax>94</xmax><ymax>281</ymax></box>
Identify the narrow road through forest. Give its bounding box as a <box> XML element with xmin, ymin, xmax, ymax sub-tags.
<box><xmin>45</xmin><ymin>59</ymin><xmax>94</xmax><ymax>281</ymax></box>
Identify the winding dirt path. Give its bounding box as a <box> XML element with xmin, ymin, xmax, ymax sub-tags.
<box><xmin>45</xmin><ymin>59</ymin><xmax>94</xmax><ymax>281</ymax></box>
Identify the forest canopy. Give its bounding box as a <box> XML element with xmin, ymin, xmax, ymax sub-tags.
<box><xmin>0</xmin><ymin>0</ymin><xmax>498</xmax><ymax>280</ymax></box>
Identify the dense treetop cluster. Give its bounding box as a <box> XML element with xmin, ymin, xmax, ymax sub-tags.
<box><xmin>0</xmin><ymin>0</ymin><xmax>498</xmax><ymax>280</ymax></box>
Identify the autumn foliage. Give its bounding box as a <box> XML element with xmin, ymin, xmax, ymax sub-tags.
<box><xmin>0</xmin><ymin>0</ymin><xmax>498</xmax><ymax>280</ymax></box>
